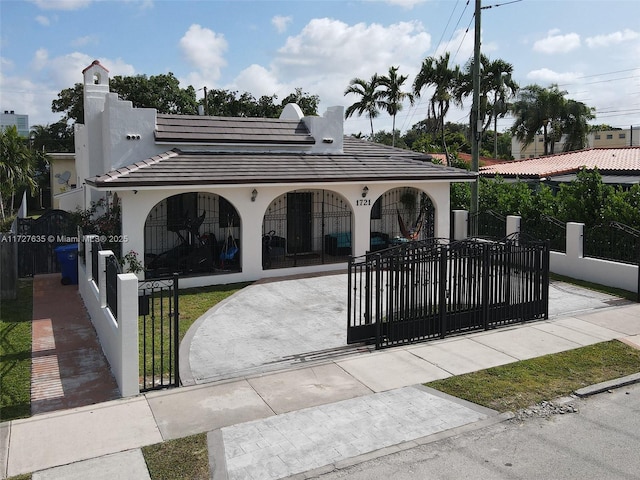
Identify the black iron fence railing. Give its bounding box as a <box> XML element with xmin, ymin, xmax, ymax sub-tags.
<box><xmin>472</xmin><ymin>210</ymin><xmax>506</xmax><ymax>240</ymax></box>
<box><xmin>348</xmin><ymin>237</ymin><xmax>550</xmax><ymax>349</ymax></box>
<box><xmin>584</xmin><ymin>222</ymin><xmax>640</xmax><ymax>265</ymax></box>
<box><xmin>105</xmin><ymin>254</ymin><xmax>121</xmax><ymax>321</ymax></box>
<box><xmin>91</xmin><ymin>239</ymin><xmax>101</xmax><ymax>287</ymax></box>
<box><xmin>521</xmin><ymin>215</ymin><xmax>566</xmax><ymax>253</ymax></box>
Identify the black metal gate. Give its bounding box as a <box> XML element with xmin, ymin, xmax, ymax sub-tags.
<box><xmin>348</xmin><ymin>237</ymin><xmax>549</xmax><ymax>348</ymax></box>
<box><xmin>17</xmin><ymin>209</ymin><xmax>76</xmax><ymax>277</ymax></box>
<box><xmin>138</xmin><ymin>274</ymin><xmax>180</xmax><ymax>391</ymax></box>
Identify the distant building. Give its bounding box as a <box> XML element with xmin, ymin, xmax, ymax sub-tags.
<box><xmin>512</xmin><ymin>127</ymin><xmax>639</xmax><ymax>159</ymax></box>
<box><xmin>0</xmin><ymin>110</ymin><xmax>29</xmax><ymax>137</ymax></box>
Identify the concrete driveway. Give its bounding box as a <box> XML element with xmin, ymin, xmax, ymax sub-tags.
<box><xmin>180</xmin><ymin>272</ymin><xmax>627</xmax><ymax>385</ymax></box>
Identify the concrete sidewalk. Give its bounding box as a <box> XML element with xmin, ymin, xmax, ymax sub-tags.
<box><xmin>2</xmin><ymin>301</ymin><xmax>639</xmax><ymax>479</ymax></box>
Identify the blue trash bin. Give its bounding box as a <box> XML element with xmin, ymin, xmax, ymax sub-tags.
<box><xmin>54</xmin><ymin>244</ymin><xmax>79</xmax><ymax>285</ymax></box>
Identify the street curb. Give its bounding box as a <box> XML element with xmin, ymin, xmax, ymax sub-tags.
<box><xmin>574</xmin><ymin>373</ymin><xmax>640</xmax><ymax>398</ymax></box>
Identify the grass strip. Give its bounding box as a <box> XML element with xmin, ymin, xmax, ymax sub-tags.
<box><xmin>0</xmin><ymin>279</ymin><xmax>33</xmax><ymax>422</ymax></box>
<box><xmin>550</xmin><ymin>273</ymin><xmax>637</xmax><ymax>302</ymax></box>
<box><xmin>426</xmin><ymin>340</ymin><xmax>640</xmax><ymax>413</ymax></box>
<box><xmin>143</xmin><ymin>433</ymin><xmax>209</xmax><ymax>480</ymax></box>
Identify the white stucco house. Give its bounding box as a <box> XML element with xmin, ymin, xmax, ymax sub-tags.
<box><xmin>63</xmin><ymin>60</ymin><xmax>476</xmax><ymax>288</ymax></box>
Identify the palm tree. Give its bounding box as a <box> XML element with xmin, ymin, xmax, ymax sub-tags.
<box><xmin>455</xmin><ymin>55</ymin><xmax>519</xmax><ymax>158</ymax></box>
<box><xmin>511</xmin><ymin>84</ymin><xmax>574</xmax><ymax>155</ymax></box>
<box><xmin>561</xmin><ymin>99</ymin><xmax>595</xmax><ymax>152</ymax></box>
<box><xmin>0</xmin><ymin>126</ymin><xmax>37</xmax><ymax>220</ymax></box>
<box><xmin>413</xmin><ymin>53</ymin><xmax>461</xmax><ymax>164</ymax></box>
<box><xmin>344</xmin><ymin>74</ymin><xmax>385</xmax><ymax>139</ymax></box>
<box><xmin>378</xmin><ymin>66</ymin><xmax>414</xmax><ymax>147</ymax></box>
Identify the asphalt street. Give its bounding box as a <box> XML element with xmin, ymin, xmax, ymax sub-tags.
<box><xmin>312</xmin><ymin>382</ymin><xmax>640</xmax><ymax>480</ymax></box>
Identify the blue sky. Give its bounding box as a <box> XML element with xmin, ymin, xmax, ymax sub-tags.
<box><xmin>1</xmin><ymin>0</ymin><xmax>639</xmax><ymax>137</ymax></box>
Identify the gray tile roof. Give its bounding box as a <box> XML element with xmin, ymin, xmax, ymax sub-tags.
<box><xmin>87</xmin><ymin>137</ymin><xmax>477</xmax><ymax>188</ymax></box>
<box><xmin>154</xmin><ymin>114</ymin><xmax>315</xmax><ymax>144</ymax></box>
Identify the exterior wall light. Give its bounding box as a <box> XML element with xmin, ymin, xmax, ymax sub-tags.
<box><xmin>251</xmin><ymin>189</ymin><xmax>258</xmax><ymax>202</ymax></box>
<box><xmin>362</xmin><ymin>186</ymin><xmax>369</xmax><ymax>198</ymax></box>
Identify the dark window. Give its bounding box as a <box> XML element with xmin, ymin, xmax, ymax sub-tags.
<box><xmin>167</xmin><ymin>193</ymin><xmax>197</xmax><ymax>231</ymax></box>
<box><xmin>595</xmin><ymin>134</ymin><xmax>601</xmax><ymax>140</ymax></box>
<box><xmin>619</xmin><ymin>133</ymin><xmax>626</xmax><ymax>139</ymax></box>
<box><xmin>606</xmin><ymin>134</ymin><xmax>613</xmax><ymax>139</ymax></box>
<box><xmin>219</xmin><ymin>197</ymin><xmax>239</xmax><ymax>227</ymax></box>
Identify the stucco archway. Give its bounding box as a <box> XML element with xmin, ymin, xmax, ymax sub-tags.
<box><xmin>261</xmin><ymin>189</ymin><xmax>353</xmax><ymax>269</ymax></box>
<box><xmin>369</xmin><ymin>187</ymin><xmax>436</xmax><ymax>250</ymax></box>
<box><xmin>144</xmin><ymin>192</ymin><xmax>242</xmax><ymax>278</ymax></box>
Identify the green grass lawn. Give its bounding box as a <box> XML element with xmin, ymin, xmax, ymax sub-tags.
<box><xmin>426</xmin><ymin>340</ymin><xmax>640</xmax><ymax>412</ymax></box>
<box><xmin>0</xmin><ymin>279</ymin><xmax>33</xmax><ymax>422</ymax></box>
<box><xmin>142</xmin><ymin>433</ymin><xmax>209</xmax><ymax>480</ymax></box>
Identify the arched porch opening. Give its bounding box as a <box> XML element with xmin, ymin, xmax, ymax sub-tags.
<box><xmin>369</xmin><ymin>187</ymin><xmax>435</xmax><ymax>251</ymax></box>
<box><xmin>144</xmin><ymin>192</ymin><xmax>241</xmax><ymax>278</ymax></box>
<box><xmin>262</xmin><ymin>189</ymin><xmax>352</xmax><ymax>269</ymax></box>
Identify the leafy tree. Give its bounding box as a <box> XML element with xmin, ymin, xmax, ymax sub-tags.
<box><xmin>280</xmin><ymin>88</ymin><xmax>320</xmax><ymax>116</ymax></box>
<box><xmin>379</xmin><ymin>66</ymin><xmax>414</xmax><ymax>147</ymax></box>
<box><xmin>52</xmin><ymin>83</ymin><xmax>85</xmax><ymax>124</ymax></box>
<box><xmin>344</xmin><ymin>74</ymin><xmax>385</xmax><ymax>139</ymax></box>
<box><xmin>556</xmin><ymin>168</ymin><xmax>613</xmax><ymax>225</ymax></box>
<box><xmin>110</xmin><ymin>73</ymin><xmax>198</xmax><ymax>115</ymax></box>
<box><xmin>413</xmin><ymin>53</ymin><xmax>461</xmax><ymax>163</ymax></box>
<box><xmin>603</xmin><ymin>184</ymin><xmax>640</xmax><ymax>229</ymax></box>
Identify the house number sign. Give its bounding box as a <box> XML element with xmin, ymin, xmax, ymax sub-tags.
<box><xmin>356</xmin><ymin>199</ymin><xmax>371</xmax><ymax>206</ymax></box>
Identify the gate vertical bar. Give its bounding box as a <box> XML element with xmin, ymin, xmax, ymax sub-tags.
<box><xmin>173</xmin><ymin>273</ymin><xmax>180</xmax><ymax>387</ymax></box>
<box><xmin>438</xmin><ymin>245</ymin><xmax>447</xmax><ymax>339</ymax></box>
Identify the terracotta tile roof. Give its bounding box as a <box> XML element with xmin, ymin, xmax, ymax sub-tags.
<box><xmin>154</xmin><ymin>113</ymin><xmax>314</xmax><ymax>145</ymax></box>
<box><xmin>87</xmin><ymin>137</ymin><xmax>477</xmax><ymax>188</ymax></box>
<box><xmin>480</xmin><ymin>147</ymin><xmax>640</xmax><ymax>178</ymax></box>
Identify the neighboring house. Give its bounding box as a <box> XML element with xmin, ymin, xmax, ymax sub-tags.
<box><xmin>49</xmin><ymin>152</ymin><xmax>77</xmax><ymax>209</ymax></box>
<box><xmin>0</xmin><ymin>110</ymin><xmax>29</xmax><ymax>137</ymax></box>
<box><xmin>480</xmin><ymin>147</ymin><xmax>640</xmax><ymax>188</ymax></box>
<box><xmin>512</xmin><ymin>127</ymin><xmax>640</xmax><ymax>159</ymax></box>
<box><xmin>67</xmin><ymin>60</ymin><xmax>476</xmax><ymax>288</ymax></box>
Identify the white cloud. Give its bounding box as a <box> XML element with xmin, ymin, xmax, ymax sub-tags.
<box><xmin>272</xmin><ymin>15</ymin><xmax>292</xmax><ymax>34</ymax></box>
<box><xmin>35</xmin><ymin>15</ymin><xmax>50</xmax><ymax>26</ymax></box>
<box><xmin>31</xmin><ymin>48</ymin><xmax>49</xmax><ymax>70</ymax></box>
<box><xmin>29</xmin><ymin>0</ymin><xmax>92</xmax><ymax>10</ymax></box>
<box><xmin>527</xmin><ymin>68</ymin><xmax>580</xmax><ymax>84</ymax></box>
<box><xmin>382</xmin><ymin>0</ymin><xmax>428</xmax><ymax>9</ymax></box>
<box><xmin>533</xmin><ymin>30</ymin><xmax>581</xmax><ymax>54</ymax></box>
<box><xmin>71</xmin><ymin>35</ymin><xmax>97</xmax><ymax>47</ymax></box>
<box><xmin>229</xmin><ymin>18</ymin><xmax>431</xmax><ymax>132</ymax></box>
<box><xmin>586</xmin><ymin>29</ymin><xmax>639</xmax><ymax>48</ymax></box>
<box><xmin>179</xmin><ymin>24</ymin><xmax>228</xmax><ymax>81</ymax></box>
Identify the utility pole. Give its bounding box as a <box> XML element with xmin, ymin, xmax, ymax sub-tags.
<box><xmin>470</xmin><ymin>0</ymin><xmax>481</xmax><ymax>237</ymax></box>
<box><xmin>204</xmin><ymin>86</ymin><xmax>208</xmax><ymax>116</ymax></box>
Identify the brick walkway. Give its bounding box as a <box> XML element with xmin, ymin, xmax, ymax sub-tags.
<box><xmin>31</xmin><ymin>274</ymin><xmax>119</xmax><ymax>415</ymax></box>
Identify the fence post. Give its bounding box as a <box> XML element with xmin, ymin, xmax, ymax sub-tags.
<box><xmin>98</xmin><ymin>250</ymin><xmax>114</xmax><ymax>308</ymax></box>
<box><xmin>117</xmin><ymin>272</ymin><xmax>140</xmax><ymax>397</ymax></box>
<box><xmin>452</xmin><ymin>210</ymin><xmax>469</xmax><ymax>240</ymax></box>
<box><xmin>506</xmin><ymin>215</ymin><xmax>521</xmax><ymax>242</ymax></box>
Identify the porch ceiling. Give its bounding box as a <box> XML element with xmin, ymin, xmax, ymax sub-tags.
<box><xmin>86</xmin><ymin>137</ymin><xmax>477</xmax><ymax>188</ymax></box>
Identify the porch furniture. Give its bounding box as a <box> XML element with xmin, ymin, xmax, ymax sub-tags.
<box><xmin>324</xmin><ymin>232</ymin><xmax>352</xmax><ymax>256</ymax></box>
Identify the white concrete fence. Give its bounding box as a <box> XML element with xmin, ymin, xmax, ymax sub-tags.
<box><xmin>77</xmin><ymin>214</ymin><xmax>637</xmax><ymax>399</ymax></box>
<box><xmin>78</xmin><ymin>234</ymin><xmax>139</xmax><ymax>397</ymax></box>
<box><xmin>452</xmin><ymin>210</ymin><xmax>639</xmax><ymax>295</ymax></box>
